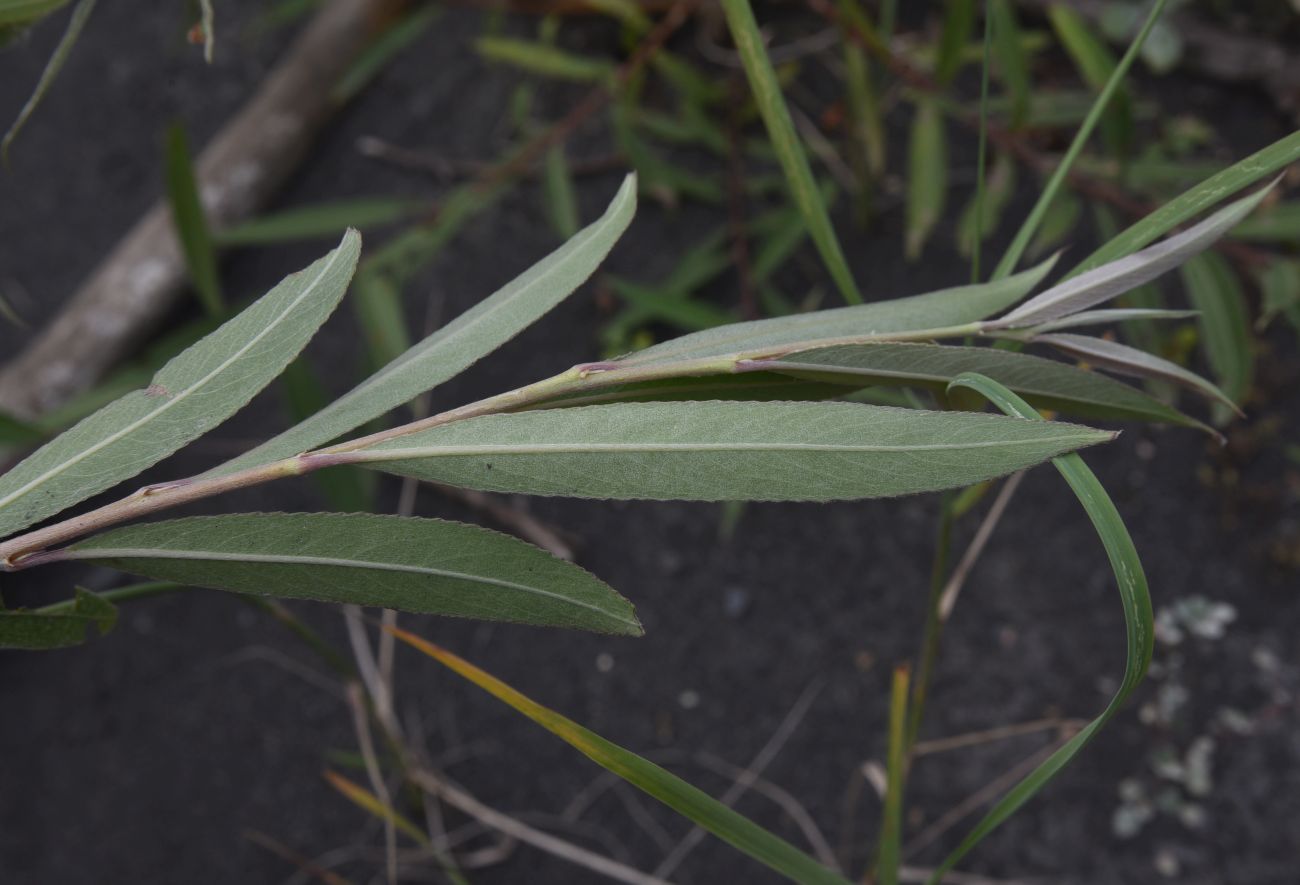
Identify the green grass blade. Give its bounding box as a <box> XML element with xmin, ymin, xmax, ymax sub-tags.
<box><xmin>1047</xmin><ymin>3</ymin><xmax>1133</xmax><ymax>158</ymax></box>
<box><xmin>929</xmin><ymin>371</ymin><xmax>1153</xmax><ymax>883</ymax></box>
<box><xmin>165</xmin><ymin>122</ymin><xmax>224</xmax><ymax>317</ymax></box>
<box><xmin>2</xmin><ymin>0</ymin><xmax>96</xmax><ymax>160</ymax></box>
<box><xmin>1068</xmin><ymin>130</ymin><xmax>1300</xmax><ymax>277</ymax></box>
<box><xmin>391</xmin><ymin>629</ymin><xmax>851</xmax><ymax>884</ymax></box>
<box><xmin>476</xmin><ymin>36</ymin><xmax>614</xmax><ymax>83</ymax></box>
<box><xmin>211</xmin><ymin>175</ymin><xmax>635</xmax><ymax>477</ymax></box>
<box><xmin>331</xmin><ymin>3</ymin><xmax>441</xmax><ymax>101</ymax></box>
<box><xmin>904</xmin><ymin>99</ymin><xmax>948</xmax><ymax>261</ymax></box>
<box><xmin>993</xmin><ymin>0</ymin><xmax>1169</xmax><ymax>280</ymax></box>
<box><xmin>720</xmin><ymin>0</ymin><xmax>863</xmax><ymax>304</ymax></box>
<box><xmin>1179</xmin><ymin>252</ymin><xmax>1253</xmax><ymax>421</ymax></box>
<box><xmin>988</xmin><ymin>0</ymin><xmax>1030</xmax><ymax>130</ymax></box>
<box><xmin>349</xmin><ymin>399</ymin><xmax>1114</xmax><ymax>502</ymax></box>
<box><xmin>65</xmin><ymin>513</ymin><xmax>640</xmax><ymax>635</ymax></box>
<box><xmin>544</xmin><ymin>145</ymin><xmax>581</xmax><ymax>239</ymax></box>
<box><xmin>0</xmin><ymin>233</ymin><xmax>360</xmax><ymax>541</ymax></box>
<box><xmin>215</xmin><ymin>198</ymin><xmax>422</xmax><ymax>246</ymax></box>
<box><xmin>876</xmin><ymin>664</ymin><xmax>910</xmax><ymax>885</ymax></box>
<box><xmin>0</xmin><ymin>0</ymin><xmax>71</xmax><ymax>26</ymax></box>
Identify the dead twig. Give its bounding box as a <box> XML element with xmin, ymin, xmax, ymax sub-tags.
<box><xmin>0</xmin><ymin>0</ymin><xmax>409</xmax><ymax>419</ymax></box>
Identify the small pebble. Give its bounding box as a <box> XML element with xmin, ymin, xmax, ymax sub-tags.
<box><xmin>595</xmin><ymin>652</ymin><xmax>614</xmax><ymax>673</ymax></box>
<box><xmin>678</xmin><ymin>689</ymin><xmax>700</xmax><ymax>710</ymax></box>
<box><xmin>723</xmin><ymin>586</ymin><xmax>751</xmax><ymax>619</ymax></box>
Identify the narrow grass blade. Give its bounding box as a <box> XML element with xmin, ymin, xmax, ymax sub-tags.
<box><xmin>197</xmin><ymin>0</ymin><xmax>214</xmax><ymax>62</ymax></box>
<box><xmin>279</xmin><ymin>358</ymin><xmax>375</xmax><ymax>511</ymax></box>
<box><xmin>165</xmin><ymin>122</ymin><xmax>223</xmax><ymax>317</ymax></box>
<box><xmin>0</xmin><ymin>1</ymin><xmax>71</xmax><ymax>26</ymax></box>
<box><xmin>876</xmin><ymin>664</ymin><xmax>910</xmax><ymax>885</ymax></box>
<box><xmin>215</xmin><ymin>198</ymin><xmax>422</xmax><ymax>246</ymax></box>
<box><xmin>1229</xmin><ymin>201</ymin><xmax>1300</xmax><ymax>242</ymax></box>
<box><xmin>324</xmin><ymin>771</ymin><xmax>429</xmax><ymax>844</ymax></box>
<box><xmin>993</xmin><ymin>186</ymin><xmax>1270</xmax><ymax>328</ymax></box>
<box><xmin>720</xmin><ymin>0</ymin><xmax>862</xmax><ymax>304</ymax></box>
<box><xmin>754</xmin><ymin>342</ymin><xmax>1203</xmax><ymax>428</ymax></box>
<box><xmin>0</xmin><ymin>586</ymin><xmax>115</xmax><ymax>650</ymax></box>
<box><xmin>905</xmin><ymin>99</ymin><xmax>948</xmax><ymax>261</ymax></box>
<box><xmin>2</xmin><ymin>0</ymin><xmax>96</xmax><ymax>160</ymax></box>
<box><xmin>348</xmin><ymin>399</ymin><xmax>1114</xmax><ymax>502</ymax></box>
<box><xmin>993</xmin><ymin>0</ymin><xmax>1169</xmax><ymax>279</ymax></box>
<box><xmin>0</xmin><ymin>234</ymin><xmax>361</xmax><ymax>540</ymax></box>
<box><xmin>212</xmin><ymin>175</ymin><xmax>635</xmax><ymax>476</ymax></box>
<box><xmin>1035</xmin><ymin>332</ymin><xmax>1237</xmax><ymax>413</ymax></box>
<box><xmin>0</xmin><ymin>412</ymin><xmax>43</xmax><ymax>447</ymax></box>
<box><xmin>989</xmin><ymin>0</ymin><xmax>1029</xmax><ymax>128</ymax></box>
<box><xmin>619</xmin><ymin>257</ymin><xmax>1058</xmax><ymax>367</ymax></box>
<box><xmin>1069</xmin><ymin>130</ymin><xmax>1300</xmax><ymax>277</ymax></box>
<box><xmin>476</xmin><ymin>37</ymin><xmax>614</xmax><ymax>83</ymax></box>
<box><xmin>957</xmin><ymin>152</ymin><xmax>1014</xmax><ymax>258</ymax></box>
<box><xmin>1180</xmin><ymin>252</ymin><xmax>1253</xmax><ymax>421</ymax></box>
<box><xmin>1047</xmin><ymin>3</ymin><xmax>1132</xmax><ymax>157</ymax></box>
<box><xmin>934</xmin><ymin>0</ymin><xmax>975</xmax><ymax>85</ymax></box>
<box><xmin>63</xmin><ymin>513</ymin><xmax>640</xmax><ymax>635</ymax></box>
<box><xmin>352</xmin><ymin>271</ymin><xmax>411</xmax><ymax>370</ymax></box>
<box><xmin>930</xmin><ymin>372</ymin><xmax>1152</xmax><ymax>883</ymax></box>
<box><xmin>544</xmin><ymin>144</ymin><xmax>581</xmax><ymax>239</ymax></box>
<box><xmin>1255</xmin><ymin>258</ymin><xmax>1300</xmax><ymax>331</ymax></box>
<box><xmin>389</xmin><ymin>629</ymin><xmax>851</xmax><ymax>885</ymax></box>
<box><xmin>332</xmin><ymin>3</ymin><xmax>441</xmax><ymax>102</ymax></box>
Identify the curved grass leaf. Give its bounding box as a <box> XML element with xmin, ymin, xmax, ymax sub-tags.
<box><xmin>348</xmin><ymin>400</ymin><xmax>1114</xmax><ymax>502</ymax></box>
<box><xmin>0</xmin><ymin>233</ymin><xmax>361</xmax><ymax>541</ymax></box>
<box><xmin>1047</xmin><ymin>3</ymin><xmax>1133</xmax><ymax>158</ymax></box>
<box><xmin>930</xmin><ymin>372</ymin><xmax>1152</xmax><ymax>883</ymax></box>
<box><xmin>992</xmin><ymin>186</ymin><xmax>1270</xmax><ymax>328</ymax></box>
<box><xmin>0</xmin><ymin>586</ymin><xmax>115</xmax><ymax>650</ymax></box>
<box><xmin>617</xmin><ymin>257</ymin><xmax>1058</xmax><ymax>367</ymax></box>
<box><xmin>1034</xmin><ymin>332</ymin><xmax>1237</xmax><ymax>413</ymax></box>
<box><xmin>750</xmin><ymin>342</ymin><xmax>1203</xmax><ymax>428</ymax></box>
<box><xmin>1229</xmin><ymin>201</ymin><xmax>1300</xmax><ymax>243</ymax></box>
<box><xmin>720</xmin><ymin>0</ymin><xmax>862</xmax><ymax>305</ymax></box>
<box><xmin>1070</xmin><ymin>130</ymin><xmax>1300</xmax><ymax>278</ymax></box>
<box><xmin>2</xmin><ymin>0</ymin><xmax>96</xmax><ymax>160</ymax></box>
<box><xmin>212</xmin><ymin>175</ymin><xmax>636</xmax><ymax>477</ymax></box>
<box><xmin>390</xmin><ymin>629</ymin><xmax>850</xmax><ymax>884</ymax></box>
<box><xmin>989</xmin><ymin>0</ymin><xmax>1030</xmax><ymax>128</ymax></box>
<box><xmin>215</xmin><ymin>198</ymin><xmax>423</xmax><ymax>246</ymax></box>
<box><xmin>62</xmin><ymin>513</ymin><xmax>640</xmax><ymax>635</ymax></box>
<box><xmin>165</xmin><ymin>122</ymin><xmax>223</xmax><ymax>317</ymax></box>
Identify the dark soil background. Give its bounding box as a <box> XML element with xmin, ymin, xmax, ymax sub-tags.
<box><xmin>2</xmin><ymin>3</ymin><xmax>1298</xmax><ymax>884</ymax></box>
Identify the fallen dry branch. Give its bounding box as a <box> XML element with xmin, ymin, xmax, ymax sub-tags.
<box><xmin>0</xmin><ymin>0</ymin><xmax>407</xmax><ymax>419</ymax></box>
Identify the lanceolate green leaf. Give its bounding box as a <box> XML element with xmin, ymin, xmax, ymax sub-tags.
<box><xmin>347</xmin><ymin>400</ymin><xmax>1113</xmax><ymax>502</ymax></box>
<box><xmin>719</xmin><ymin>0</ymin><xmax>863</xmax><ymax>305</ymax></box>
<box><xmin>63</xmin><ymin>513</ymin><xmax>640</xmax><ymax>635</ymax></box>
<box><xmin>617</xmin><ymin>257</ymin><xmax>1058</xmax><ymax>367</ymax></box>
<box><xmin>904</xmin><ymin>99</ymin><xmax>948</xmax><ymax>261</ymax></box>
<box><xmin>931</xmin><ymin>373</ymin><xmax>1152</xmax><ymax>883</ymax></box>
<box><xmin>0</xmin><ymin>233</ymin><xmax>361</xmax><ymax>541</ymax></box>
<box><xmin>750</xmin><ymin>342</ymin><xmax>1202</xmax><ymax>428</ymax></box>
<box><xmin>392</xmin><ymin>630</ymin><xmax>850</xmax><ymax>885</ymax></box>
<box><xmin>211</xmin><ymin>175</ymin><xmax>636</xmax><ymax>477</ymax></box>
<box><xmin>1068</xmin><ymin>130</ymin><xmax>1300</xmax><ymax>278</ymax></box>
<box><xmin>214</xmin><ymin>198</ymin><xmax>423</xmax><ymax>246</ymax></box>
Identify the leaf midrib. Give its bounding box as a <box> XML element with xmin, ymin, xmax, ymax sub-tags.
<box><xmin>0</xmin><ymin>243</ymin><xmax>351</xmax><ymax>514</ymax></box>
<box><xmin>66</xmin><ymin>546</ymin><xmax>633</xmax><ymax>628</ymax></box>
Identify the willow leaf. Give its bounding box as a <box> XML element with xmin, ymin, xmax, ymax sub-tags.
<box><xmin>63</xmin><ymin>513</ymin><xmax>640</xmax><ymax>635</ymax></box>
<box><xmin>1035</xmin><ymin>332</ymin><xmax>1237</xmax><ymax>413</ymax></box>
<box><xmin>347</xmin><ymin>400</ymin><xmax>1113</xmax><ymax>502</ymax></box>
<box><xmin>1024</xmin><ymin>308</ymin><xmax>1196</xmax><ymax>333</ymax></box>
<box><xmin>617</xmin><ymin>257</ymin><xmax>1057</xmax><ymax>367</ymax></box>
<box><xmin>750</xmin><ymin>342</ymin><xmax>1202</xmax><ymax>429</ymax></box>
<box><xmin>210</xmin><ymin>176</ymin><xmax>636</xmax><ymax>477</ymax></box>
<box><xmin>392</xmin><ymin>630</ymin><xmax>850</xmax><ymax>884</ymax></box>
<box><xmin>993</xmin><ymin>186</ymin><xmax>1270</xmax><ymax>328</ymax></box>
<box><xmin>0</xmin><ymin>233</ymin><xmax>361</xmax><ymax>540</ymax></box>
<box><xmin>0</xmin><ymin>587</ymin><xmax>116</xmax><ymax>650</ymax></box>
<box><xmin>1180</xmin><ymin>252</ymin><xmax>1253</xmax><ymax>420</ymax></box>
